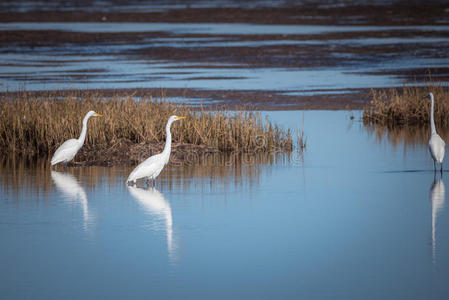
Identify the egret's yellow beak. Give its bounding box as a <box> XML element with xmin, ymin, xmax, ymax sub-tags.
<box><xmin>177</xmin><ymin>116</ymin><xmax>186</xmax><ymax>120</ymax></box>
<box><xmin>95</xmin><ymin>113</ymin><xmax>103</xmax><ymax>117</ymax></box>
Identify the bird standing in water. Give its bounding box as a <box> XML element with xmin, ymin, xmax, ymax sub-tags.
<box><xmin>51</xmin><ymin>110</ymin><xmax>102</xmax><ymax>166</ymax></box>
<box><xmin>426</xmin><ymin>93</ymin><xmax>445</xmax><ymax>174</ymax></box>
<box><xmin>127</xmin><ymin>115</ymin><xmax>186</xmax><ymax>185</ymax></box>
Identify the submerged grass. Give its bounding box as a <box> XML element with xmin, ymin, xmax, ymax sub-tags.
<box><xmin>363</xmin><ymin>83</ymin><xmax>449</xmax><ymax>126</ymax></box>
<box><xmin>0</xmin><ymin>90</ymin><xmax>300</xmax><ymax>159</ymax></box>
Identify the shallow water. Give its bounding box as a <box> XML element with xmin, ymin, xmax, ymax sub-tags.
<box><xmin>3</xmin><ymin>22</ymin><xmax>449</xmax><ymax>34</ymax></box>
<box><xmin>1</xmin><ymin>22</ymin><xmax>449</xmax><ymax>95</ymax></box>
<box><xmin>2</xmin><ymin>111</ymin><xmax>449</xmax><ymax>299</ymax></box>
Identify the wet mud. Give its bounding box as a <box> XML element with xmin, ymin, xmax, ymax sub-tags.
<box><xmin>1</xmin><ymin>1</ymin><xmax>449</xmax><ymax>110</ymax></box>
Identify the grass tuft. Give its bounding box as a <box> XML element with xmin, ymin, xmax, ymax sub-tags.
<box><xmin>363</xmin><ymin>82</ymin><xmax>449</xmax><ymax>126</ymax></box>
<box><xmin>0</xmin><ymin>90</ymin><xmax>301</xmax><ymax>159</ymax></box>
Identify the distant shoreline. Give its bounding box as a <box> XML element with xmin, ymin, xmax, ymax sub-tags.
<box><xmin>1</xmin><ymin>2</ymin><xmax>448</xmax><ymax>25</ymax></box>
<box><xmin>2</xmin><ymin>2</ymin><xmax>449</xmax><ymax>110</ymax></box>
<box><xmin>0</xmin><ymin>87</ymin><xmax>370</xmax><ymax>110</ymax></box>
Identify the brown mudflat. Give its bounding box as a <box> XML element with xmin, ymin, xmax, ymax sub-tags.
<box><xmin>2</xmin><ymin>1</ymin><xmax>449</xmax><ymax>110</ymax></box>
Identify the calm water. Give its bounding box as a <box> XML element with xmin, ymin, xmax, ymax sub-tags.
<box><xmin>2</xmin><ymin>111</ymin><xmax>449</xmax><ymax>299</ymax></box>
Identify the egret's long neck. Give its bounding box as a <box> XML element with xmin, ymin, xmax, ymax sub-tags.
<box><xmin>78</xmin><ymin>114</ymin><xmax>90</xmax><ymax>143</ymax></box>
<box><xmin>162</xmin><ymin>121</ymin><xmax>173</xmax><ymax>159</ymax></box>
<box><xmin>431</xmin><ymin>95</ymin><xmax>436</xmax><ymax>135</ymax></box>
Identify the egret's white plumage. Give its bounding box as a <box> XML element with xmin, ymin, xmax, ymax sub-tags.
<box><xmin>127</xmin><ymin>115</ymin><xmax>185</xmax><ymax>185</ymax></box>
<box><xmin>51</xmin><ymin>110</ymin><xmax>102</xmax><ymax>166</ymax></box>
<box><xmin>427</xmin><ymin>93</ymin><xmax>445</xmax><ymax>172</ymax></box>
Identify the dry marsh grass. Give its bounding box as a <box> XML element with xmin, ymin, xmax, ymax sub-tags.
<box><xmin>0</xmin><ymin>91</ymin><xmax>300</xmax><ymax>161</ymax></box>
<box><xmin>363</xmin><ymin>83</ymin><xmax>449</xmax><ymax>126</ymax></box>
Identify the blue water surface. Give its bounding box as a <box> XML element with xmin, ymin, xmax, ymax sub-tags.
<box><xmin>1</xmin><ymin>111</ymin><xmax>449</xmax><ymax>299</ymax></box>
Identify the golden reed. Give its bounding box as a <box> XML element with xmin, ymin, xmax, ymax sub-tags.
<box><xmin>363</xmin><ymin>82</ymin><xmax>449</xmax><ymax>126</ymax></box>
<box><xmin>0</xmin><ymin>90</ymin><xmax>299</xmax><ymax>156</ymax></box>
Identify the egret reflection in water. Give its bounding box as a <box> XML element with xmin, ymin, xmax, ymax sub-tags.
<box><xmin>51</xmin><ymin>170</ymin><xmax>90</xmax><ymax>230</ymax></box>
<box><xmin>127</xmin><ymin>186</ymin><xmax>176</xmax><ymax>262</ymax></box>
<box><xmin>430</xmin><ymin>177</ymin><xmax>445</xmax><ymax>262</ymax></box>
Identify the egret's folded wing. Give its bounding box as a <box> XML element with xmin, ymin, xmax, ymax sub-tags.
<box><xmin>127</xmin><ymin>154</ymin><xmax>163</xmax><ymax>182</ymax></box>
<box><xmin>51</xmin><ymin>139</ymin><xmax>79</xmax><ymax>164</ymax></box>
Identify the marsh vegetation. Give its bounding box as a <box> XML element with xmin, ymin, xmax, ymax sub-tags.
<box><xmin>0</xmin><ymin>91</ymin><xmax>303</xmax><ymax>165</ymax></box>
<box><xmin>363</xmin><ymin>83</ymin><xmax>449</xmax><ymax>126</ymax></box>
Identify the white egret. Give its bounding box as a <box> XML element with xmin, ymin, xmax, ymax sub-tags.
<box><xmin>426</xmin><ymin>93</ymin><xmax>445</xmax><ymax>173</ymax></box>
<box><xmin>127</xmin><ymin>115</ymin><xmax>186</xmax><ymax>185</ymax></box>
<box><xmin>51</xmin><ymin>110</ymin><xmax>102</xmax><ymax>166</ymax></box>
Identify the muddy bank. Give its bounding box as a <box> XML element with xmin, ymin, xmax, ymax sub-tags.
<box><xmin>2</xmin><ymin>29</ymin><xmax>448</xmax><ymax>70</ymax></box>
<box><xmin>1</xmin><ymin>22</ymin><xmax>447</xmax><ymax>105</ymax></box>
<box><xmin>1</xmin><ymin>2</ymin><xmax>448</xmax><ymax>26</ymax></box>
<box><xmin>1</xmin><ymin>87</ymin><xmax>368</xmax><ymax>110</ymax></box>
<box><xmin>1</xmin><ymin>1</ymin><xmax>448</xmax><ymax>109</ymax></box>
<box><xmin>11</xmin><ymin>141</ymin><xmax>295</xmax><ymax>168</ymax></box>
<box><xmin>59</xmin><ymin>141</ymin><xmax>294</xmax><ymax>167</ymax></box>
<box><xmin>68</xmin><ymin>142</ymin><xmax>218</xmax><ymax>167</ymax></box>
